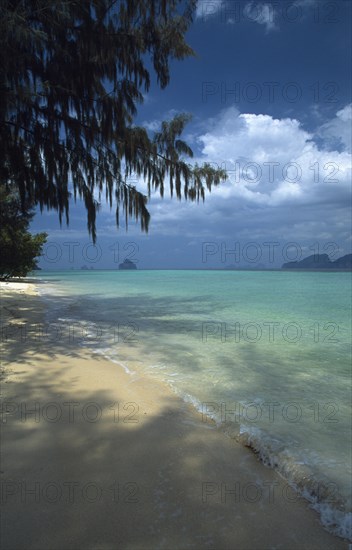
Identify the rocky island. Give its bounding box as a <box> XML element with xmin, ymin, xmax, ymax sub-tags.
<box><xmin>119</xmin><ymin>258</ymin><xmax>137</xmax><ymax>270</ymax></box>
<box><xmin>282</xmin><ymin>253</ymin><xmax>352</xmax><ymax>270</ymax></box>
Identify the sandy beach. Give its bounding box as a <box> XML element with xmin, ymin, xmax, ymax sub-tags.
<box><xmin>0</xmin><ymin>281</ymin><xmax>349</xmax><ymax>550</ymax></box>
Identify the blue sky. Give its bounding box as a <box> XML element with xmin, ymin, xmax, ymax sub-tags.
<box><xmin>32</xmin><ymin>0</ymin><xmax>352</xmax><ymax>270</ymax></box>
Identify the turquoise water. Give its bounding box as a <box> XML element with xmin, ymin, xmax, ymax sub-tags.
<box><xmin>35</xmin><ymin>270</ymin><xmax>351</xmax><ymax>539</ymax></box>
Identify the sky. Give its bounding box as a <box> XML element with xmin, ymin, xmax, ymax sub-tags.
<box><xmin>31</xmin><ymin>0</ymin><xmax>352</xmax><ymax>270</ymax></box>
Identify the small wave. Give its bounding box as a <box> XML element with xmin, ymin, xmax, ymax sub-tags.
<box><xmin>238</xmin><ymin>424</ymin><xmax>352</xmax><ymax>542</ymax></box>
<box><xmin>93</xmin><ymin>348</ymin><xmax>136</xmax><ymax>375</ymax></box>
<box><xmin>166</xmin><ymin>388</ymin><xmax>351</xmax><ymax>543</ymax></box>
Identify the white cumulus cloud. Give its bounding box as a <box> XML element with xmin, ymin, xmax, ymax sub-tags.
<box><xmin>243</xmin><ymin>2</ymin><xmax>277</xmax><ymax>32</ymax></box>
<box><xmin>315</xmin><ymin>103</ymin><xmax>352</xmax><ymax>153</ymax></box>
<box><xmin>143</xmin><ymin>104</ymin><xmax>351</xmax><ymax>246</ymax></box>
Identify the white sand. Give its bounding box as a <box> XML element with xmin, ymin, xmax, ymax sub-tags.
<box><xmin>0</xmin><ymin>282</ymin><xmax>348</xmax><ymax>549</ymax></box>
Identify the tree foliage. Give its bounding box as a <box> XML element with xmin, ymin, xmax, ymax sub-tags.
<box><xmin>1</xmin><ymin>0</ymin><xmax>227</xmax><ymax>241</ymax></box>
<box><xmin>0</xmin><ymin>186</ymin><xmax>47</xmax><ymax>279</ymax></box>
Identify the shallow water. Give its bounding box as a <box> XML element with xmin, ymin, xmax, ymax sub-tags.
<box><xmin>35</xmin><ymin>270</ymin><xmax>352</xmax><ymax>540</ymax></box>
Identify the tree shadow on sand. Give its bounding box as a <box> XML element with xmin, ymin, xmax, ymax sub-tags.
<box><xmin>0</xmin><ymin>289</ymin><xmax>347</xmax><ymax>549</ymax></box>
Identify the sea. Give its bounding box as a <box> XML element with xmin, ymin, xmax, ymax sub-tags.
<box><xmin>34</xmin><ymin>270</ymin><xmax>351</xmax><ymax>541</ymax></box>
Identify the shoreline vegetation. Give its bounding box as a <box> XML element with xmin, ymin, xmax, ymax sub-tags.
<box><xmin>0</xmin><ymin>280</ymin><xmax>349</xmax><ymax>549</ymax></box>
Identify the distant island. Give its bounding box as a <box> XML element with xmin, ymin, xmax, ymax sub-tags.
<box><xmin>282</xmin><ymin>253</ymin><xmax>352</xmax><ymax>270</ymax></box>
<box><xmin>224</xmin><ymin>263</ymin><xmax>267</xmax><ymax>270</ymax></box>
<box><xmin>119</xmin><ymin>259</ymin><xmax>137</xmax><ymax>270</ymax></box>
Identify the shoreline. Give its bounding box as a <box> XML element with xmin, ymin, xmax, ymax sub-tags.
<box><xmin>1</xmin><ymin>280</ymin><xmax>349</xmax><ymax>549</ymax></box>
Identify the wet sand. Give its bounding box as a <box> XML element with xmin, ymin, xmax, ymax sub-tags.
<box><xmin>0</xmin><ymin>281</ymin><xmax>348</xmax><ymax>549</ymax></box>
